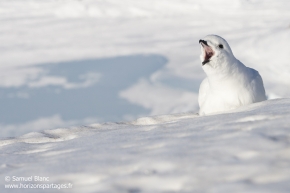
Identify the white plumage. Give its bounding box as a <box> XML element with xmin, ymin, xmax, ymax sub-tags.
<box><xmin>198</xmin><ymin>35</ymin><xmax>266</xmax><ymax>115</ymax></box>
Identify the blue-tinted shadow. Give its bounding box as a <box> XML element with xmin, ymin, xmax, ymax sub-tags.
<box><xmin>0</xmin><ymin>54</ymin><xmax>167</xmax><ymax>125</ymax></box>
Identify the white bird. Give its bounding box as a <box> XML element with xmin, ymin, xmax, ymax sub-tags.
<box><xmin>198</xmin><ymin>35</ymin><xmax>266</xmax><ymax>115</ymax></box>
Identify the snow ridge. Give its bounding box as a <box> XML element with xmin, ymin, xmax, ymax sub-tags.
<box><xmin>1</xmin><ymin>99</ymin><xmax>290</xmax><ymax>193</ymax></box>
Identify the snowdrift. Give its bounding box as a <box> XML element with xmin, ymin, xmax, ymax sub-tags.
<box><xmin>1</xmin><ymin>98</ymin><xmax>290</xmax><ymax>193</ymax></box>
<box><xmin>1</xmin><ymin>0</ymin><xmax>290</xmax><ymax>137</ymax></box>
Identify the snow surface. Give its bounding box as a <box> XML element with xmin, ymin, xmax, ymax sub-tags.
<box><xmin>1</xmin><ymin>0</ymin><xmax>290</xmax><ymax>137</ymax></box>
<box><xmin>1</xmin><ymin>98</ymin><xmax>290</xmax><ymax>193</ymax></box>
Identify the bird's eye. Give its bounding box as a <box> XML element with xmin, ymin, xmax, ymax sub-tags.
<box><xmin>218</xmin><ymin>44</ymin><xmax>223</xmax><ymax>49</ymax></box>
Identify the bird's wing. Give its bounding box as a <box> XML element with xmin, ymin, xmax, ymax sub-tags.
<box><xmin>248</xmin><ymin>68</ymin><xmax>267</xmax><ymax>101</ymax></box>
<box><xmin>198</xmin><ymin>78</ymin><xmax>210</xmax><ymax>107</ymax></box>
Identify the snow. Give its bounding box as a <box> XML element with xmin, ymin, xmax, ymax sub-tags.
<box><xmin>1</xmin><ymin>98</ymin><xmax>290</xmax><ymax>193</ymax></box>
<box><xmin>0</xmin><ymin>0</ymin><xmax>290</xmax><ymax>136</ymax></box>
<box><xmin>0</xmin><ymin>1</ymin><xmax>290</xmax><ymax>191</ymax></box>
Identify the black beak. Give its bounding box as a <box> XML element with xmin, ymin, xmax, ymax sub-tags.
<box><xmin>199</xmin><ymin>39</ymin><xmax>208</xmax><ymax>46</ymax></box>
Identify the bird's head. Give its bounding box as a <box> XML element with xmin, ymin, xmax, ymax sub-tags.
<box><xmin>199</xmin><ymin>35</ymin><xmax>236</xmax><ymax>75</ymax></box>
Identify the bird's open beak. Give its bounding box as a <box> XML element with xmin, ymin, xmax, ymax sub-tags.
<box><xmin>199</xmin><ymin>39</ymin><xmax>214</xmax><ymax>65</ymax></box>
